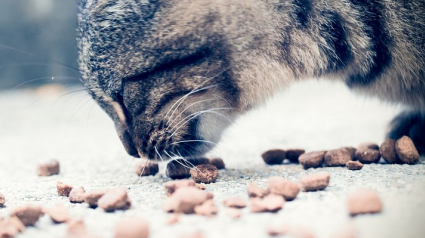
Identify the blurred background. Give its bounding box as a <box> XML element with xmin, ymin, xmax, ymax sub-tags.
<box><xmin>0</xmin><ymin>0</ymin><xmax>80</xmax><ymax>90</ymax></box>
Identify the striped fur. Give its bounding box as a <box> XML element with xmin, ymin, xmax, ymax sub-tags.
<box><xmin>78</xmin><ymin>0</ymin><xmax>425</xmax><ymax>159</ymax></box>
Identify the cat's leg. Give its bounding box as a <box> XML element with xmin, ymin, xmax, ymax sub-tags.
<box><xmin>387</xmin><ymin>110</ymin><xmax>425</xmax><ymax>154</ymax></box>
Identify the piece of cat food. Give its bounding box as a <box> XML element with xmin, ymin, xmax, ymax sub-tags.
<box><xmin>208</xmin><ymin>158</ymin><xmax>225</xmax><ymax>169</ymax></box>
<box><xmin>195</xmin><ymin>183</ymin><xmax>206</xmax><ymax>190</ymax></box>
<box><xmin>299</xmin><ymin>151</ymin><xmax>326</xmax><ymax>169</ymax></box>
<box><xmin>395</xmin><ymin>136</ymin><xmax>420</xmax><ymax>164</ymax></box>
<box><xmin>223</xmin><ymin>196</ymin><xmax>247</xmax><ymax>208</ymax></box>
<box><xmin>114</xmin><ymin>217</ymin><xmax>149</xmax><ymax>238</ymax></box>
<box><xmin>324</xmin><ymin>148</ymin><xmax>353</xmax><ymax>166</ymax></box>
<box><xmin>166</xmin><ymin>214</ymin><xmax>180</xmax><ymax>225</ymax></box>
<box><xmin>342</xmin><ymin>147</ymin><xmax>357</xmax><ymax>160</ymax></box>
<box><xmin>57</xmin><ymin>181</ymin><xmax>74</xmax><ymax>197</ymax></box>
<box><xmin>181</xmin><ymin>231</ymin><xmax>205</xmax><ymax>238</ymax></box>
<box><xmin>250</xmin><ymin>194</ymin><xmax>285</xmax><ymax>213</ymax></box>
<box><xmin>299</xmin><ymin>173</ymin><xmax>330</xmax><ymax>191</ymax></box>
<box><xmin>164</xmin><ymin>180</ymin><xmax>197</xmax><ymax>196</ymax></box>
<box><xmin>37</xmin><ymin>159</ymin><xmax>60</xmax><ymax>176</ymax></box>
<box><xmin>0</xmin><ymin>216</ymin><xmax>26</xmax><ymax>238</ymax></box>
<box><xmin>67</xmin><ymin>219</ymin><xmax>86</xmax><ymax>235</ymax></box>
<box><xmin>84</xmin><ymin>189</ymin><xmax>107</xmax><ymax>208</ymax></box>
<box><xmin>285</xmin><ymin>149</ymin><xmax>305</xmax><ymax>163</ymax></box>
<box><xmin>266</xmin><ymin>223</ymin><xmax>291</xmax><ymax>236</ymax></box>
<box><xmin>347</xmin><ymin>189</ymin><xmax>382</xmax><ymax>216</ymax></box>
<box><xmin>0</xmin><ymin>192</ymin><xmax>5</xmax><ymax>206</ymax></box>
<box><xmin>359</xmin><ymin>142</ymin><xmax>380</xmax><ymax>150</ymax></box>
<box><xmin>380</xmin><ymin>138</ymin><xmax>399</xmax><ymax>163</ymax></box>
<box><xmin>194</xmin><ymin>199</ymin><xmax>218</xmax><ymax>217</ymax></box>
<box><xmin>134</xmin><ymin>160</ymin><xmax>159</xmax><ymax>176</ymax></box>
<box><xmin>261</xmin><ymin>149</ymin><xmax>286</xmax><ymax>165</ymax></box>
<box><xmin>98</xmin><ymin>187</ymin><xmax>131</xmax><ymax>212</ymax></box>
<box><xmin>163</xmin><ymin>187</ymin><xmax>213</xmax><ymax>214</ymax></box>
<box><xmin>69</xmin><ymin>186</ymin><xmax>86</xmax><ymax>203</ymax></box>
<box><xmin>226</xmin><ymin>208</ymin><xmax>242</xmax><ymax>219</ymax></box>
<box><xmin>10</xmin><ymin>206</ymin><xmax>44</xmax><ymax>226</ymax></box>
<box><xmin>247</xmin><ymin>183</ymin><xmax>268</xmax><ymax>198</ymax></box>
<box><xmin>355</xmin><ymin>144</ymin><xmax>380</xmax><ymax>164</ymax></box>
<box><xmin>346</xmin><ymin>161</ymin><xmax>364</xmax><ymax>170</ymax></box>
<box><xmin>267</xmin><ymin>177</ymin><xmax>300</xmax><ymax>201</ymax></box>
<box><xmin>190</xmin><ymin>164</ymin><xmax>219</xmax><ymax>183</ymax></box>
<box><xmin>166</xmin><ymin>158</ymin><xmax>209</xmax><ymax>179</ymax></box>
<box><xmin>46</xmin><ymin>204</ymin><xmax>70</xmax><ymax>223</ymax></box>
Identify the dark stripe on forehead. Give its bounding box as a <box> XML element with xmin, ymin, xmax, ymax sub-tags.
<box><xmin>319</xmin><ymin>10</ymin><xmax>353</xmax><ymax>73</ymax></box>
<box><xmin>293</xmin><ymin>0</ymin><xmax>312</xmax><ymax>29</ymax></box>
<box><xmin>346</xmin><ymin>0</ymin><xmax>392</xmax><ymax>87</ymax></box>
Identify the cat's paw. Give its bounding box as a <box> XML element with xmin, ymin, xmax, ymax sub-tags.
<box><xmin>388</xmin><ymin>111</ymin><xmax>425</xmax><ymax>154</ymax></box>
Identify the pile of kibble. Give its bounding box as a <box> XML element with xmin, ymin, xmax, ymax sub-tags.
<box><xmin>0</xmin><ymin>135</ymin><xmax>420</xmax><ymax>238</ymax></box>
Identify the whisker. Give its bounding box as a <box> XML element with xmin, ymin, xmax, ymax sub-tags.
<box><xmin>65</xmin><ymin>97</ymin><xmax>94</xmax><ymax>137</ymax></box>
<box><xmin>167</xmin><ymin>107</ymin><xmax>233</xmax><ymax>139</ymax></box>
<box><xmin>119</xmin><ymin>157</ymin><xmax>135</xmax><ymax>186</ymax></box>
<box><xmin>11</xmin><ymin>76</ymin><xmax>81</xmax><ymax>90</ymax></box>
<box><xmin>165</xmin><ymin>98</ymin><xmax>217</xmax><ymax>130</ymax></box>
<box><xmin>170</xmin><ymin>140</ymin><xmax>217</xmax><ymax>146</ymax></box>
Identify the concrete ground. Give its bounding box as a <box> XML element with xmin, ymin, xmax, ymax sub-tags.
<box><xmin>0</xmin><ymin>80</ymin><xmax>424</xmax><ymax>238</ymax></box>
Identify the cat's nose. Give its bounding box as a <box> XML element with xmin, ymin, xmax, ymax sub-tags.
<box><xmin>116</xmin><ymin>126</ymin><xmax>140</xmax><ymax>158</ymax></box>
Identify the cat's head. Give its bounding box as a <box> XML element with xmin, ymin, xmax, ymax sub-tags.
<box><xmin>77</xmin><ymin>0</ymin><xmax>240</xmax><ymax>159</ymax></box>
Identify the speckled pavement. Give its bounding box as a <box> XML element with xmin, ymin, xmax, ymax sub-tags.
<box><xmin>0</xmin><ymin>80</ymin><xmax>424</xmax><ymax>238</ymax></box>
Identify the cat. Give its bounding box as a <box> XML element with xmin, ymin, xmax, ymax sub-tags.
<box><xmin>77</xmin><ymin>0</ymin><xmax>425</xmax><ymax>160</ymax></box>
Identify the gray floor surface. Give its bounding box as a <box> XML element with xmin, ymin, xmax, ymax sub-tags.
<box><xmin>0</xmin><ymin>80</ymin><xmax>424</xmax><ymax>238</ymax></box>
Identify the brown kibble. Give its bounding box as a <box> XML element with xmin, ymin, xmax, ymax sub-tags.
<box><xmin>0</xmin><ymin>216</ymin><xmax>25</xmax><ymax>238</ymax></box>
<box><xmin>46</xmin><ymin>204</ymin><xmax>70</xmax><ymax>223</ymax></box>
<box><xmin>194</xmin><ymin>200</ymin><xmax>218</xmax><ymax>217</ymax></box>
<box><xmin>114</xmin><ymin>217</ymin><xmax>149</xmax><ymax>238</ymax></box>
<box><xmin>226</xmin><ymin>208</ymin><xmax>242</xmax><ymax>219</ymax></box>
<box><xmin>67</xmin><ymin>219</ymin><xmax>86</xmax><ymax>235</ymax></box>
<box><xmin>250</xmin><ymin>194</ymin><xmax>285</xmax><ymax>213</ymax></box>
<box><xmin>0</xmin><ymin>193</ymin><xmax>5</xmax><ymax>206</ymax></box>
<box><xmin>341</xmin><ymin>147</ymin><xmax>357</xmax><ymax>160</ymax></box>
<box><xmin>181</xmin><ymin>231</ymin><xmax>205</xmax><ymax>238</ymax></box>
<box><xmin>37</xmin><ymin>159</ymin><xmax>60</xmax><ymax>176</ymax></box>
<box><xmin>195</xmin><ymin>183</ymin><xmax>206</xmax><ymax>190</ymax></box>
<box><xmin>247</xmin><ymin>183</ymin><xmax>268</xmax><ymax>198</ymax></box>
<box><xmin>69</xmin><ymin>186</ymin><xmax>86</xmax><ymax>203</ymax></box>
<box><xmin>166</xmin><ymin>158</ymin><xmax>209</xmax><ymax>179</ymax></box>
<box><xmin>395</xmin><ymin>136</ymin><xmax>420</xmax><ymax>164</ymax></box>
<box><xmin>359</xmin><ymin>142</ymin><xmax>379</xmax><ymax>151</ymax></box>
<box><xmin>166</xmin><ymin>214</ymin><xmax>180</xmax><ymax>225</ymax></box>
<box><xmin>134</xmin><ymin>160</ymin><xmax>159</xmax><ymax>176</ymax></box>
<box><xmin>190</xmin><ymin>164</ymin><xmax>219</xmax><ymax>183</ymax></box>
<box><xmin>223</xmin><ymin>196</ymin><xmax>246</xmax><ymax>209</ymax></box>
<box><xmin>285</xmin><ymin>149</ymin><xmax>305</xmax><ymax>163</ymax></box>
<box><xmin>57</xmin><ymin>181</ymin><xmax>74</xmax><ymax>197</ymax></box>
<box><xmin>266</xmin><ymin>223</ymin><xmax>291</xmax><ymax>236</ymax></box>
<box><xmin>299</xmin><ymin>151</ymin><xmax>326</xmax><ymax>169</ymax></box>
<box><xmin>299</xmin><ymin>173</ymin><xmax>330</xmax><ymax>192</ymax></box>
<box><xmin>163</xmin><ymin>187</ymin><xmax>213</xmax><ymax>214</ymax></box>
<box><xmin>324</xmin><ymin>148</ymin><xmax>353</xmax><ymax>166</ymax></box>
<box><xmin>84</xmin><ymin>190</ymin><xmax>107</xmax><ymax>208</ymax></box>
<box><xmin>346</xmin><ymin>161</ymin><xmax>364</xmax><ymax>170</ymax></box>
<box><xmin>267</xmin><ymin>177</ymin><xmax>300</xmax><ymax>201</ymax></box>
<box><xmin>164</xmin><ymin>180</ymin><xmax>196</xmax><ymax>196</ymax></box>
<box><xmin>380</xmin><ymin>139</ymin><xmax>399</xmax><ymax>164</ymax></box>
<box><xmin>10</xmin><ymin>206</ymin><xmax>44</xmax><ymax>226</ymax></box>
<box><xmin>208</xmin><ymin>158</ymin><xmax>225</xmax><ymax>169</ymax></box>
<box><xmin>347</xmin><ymin>189</ymin><xmax>382</xmax><ymax>216</ymax></box>
<box><xmin>0</xmin><ymin>216</ymin><xmax>26</xmax><ymax>238</ymax></box>
<box><xmin>98</xmin><ymin>187</ymin><xmax>131</xmax><ymax>212</ymax></box>
<box><xmin>355</xmin><ymin>146</ymin><xmax>380</xmax><ymax>164</ymax></box>
<box><xmin>261</xmin><ymin>149</ymin><xmax>286</xmax><ymax>165</ymax></box>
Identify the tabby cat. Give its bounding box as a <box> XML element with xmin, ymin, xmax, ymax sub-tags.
<box><xmin>77</xmin><ymin>0</ymin><xmax>425</xmax><ymax>159</ymax></box>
